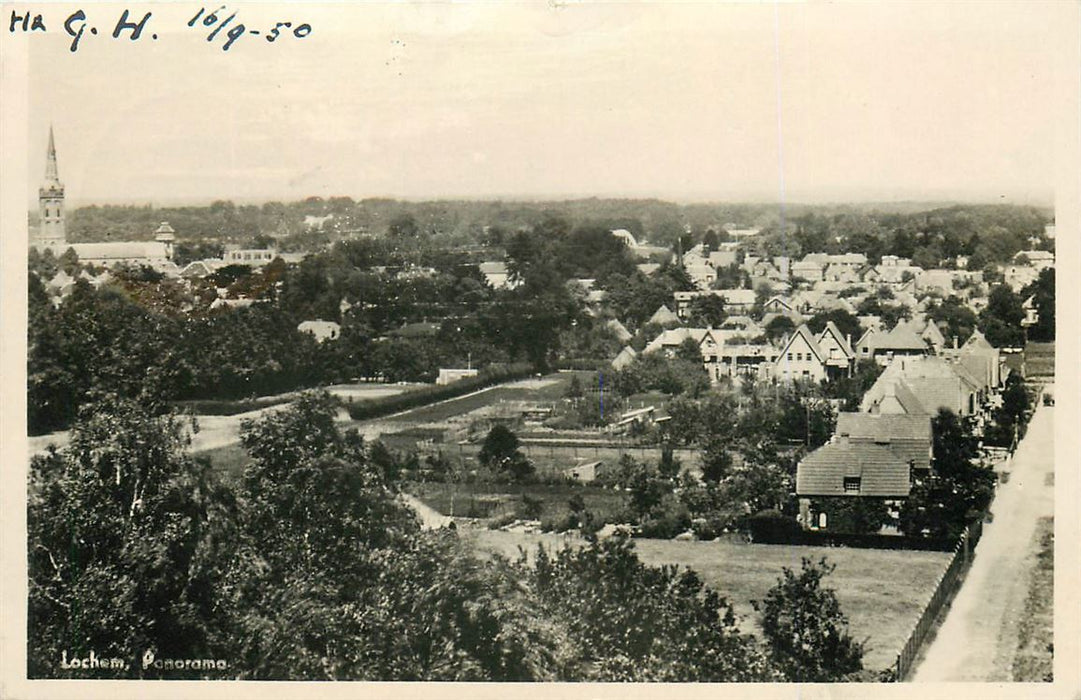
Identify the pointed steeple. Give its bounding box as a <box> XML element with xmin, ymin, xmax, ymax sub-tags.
<box><xmin>44</xmin><ymin>125</ymin><xmax>60</xmax><ymax>184</ymax></box>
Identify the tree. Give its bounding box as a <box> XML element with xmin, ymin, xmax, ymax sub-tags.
<box><xmin>979</xmin><ymin>284</ymin><xmax>1025</xmax><ymax>348</ymax></box>
<box><xmin>525</xmin><ymin>537</ymin><xmax>778</xmax><ymax>681</ymax></box>
<box><xmin>479</xmin><ymin>424</ymin><xmax>521</xmax><ymax>469</ymax></box>
<box><xmin>763</xmin><ymin>315</ymin><xmax>796</xmax><ymax>343</ymax></box>
<box><xmin>387</xmin><ymin>213</ymin><xmax>419</xmax><ymax>238</ymax></box>
<box><xmin>1022</xmin><ymin>267</ymin><xmax>1055</xmax><ymax>342</ymax></box>
<box><xmin>29</xmin><ymin>398</ymin><xmax>234</xmax><ymax>678</ymax></box>
<box><xmin>687</xmin><ymin>294</ymin><xmax>727</xmax><ymax>327</ymax></box>
<box><xmin>899</xmin><ymin>409</ymin><xmax>995</xmax><ymax>538</ymax></box>
<box><xmin>755</xmin><ymin>557</ymin><xmax>864</xmax><ymax>682</ymax></box>
<box><xmin>806</xmin><ymin>309</ymin><xmax>861</xmax><ymax>346</ymax></box>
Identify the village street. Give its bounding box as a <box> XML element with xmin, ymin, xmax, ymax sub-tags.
<box><xmin>912</xmin><ymin>384</ymin><xmax>1055</xmax><ymax>681</ymax></box>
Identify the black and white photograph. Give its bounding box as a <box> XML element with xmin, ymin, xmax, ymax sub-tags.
<box><xmin>1</xmin><ymin>1</ymin><xmax>1078</xmax><ymax>697</ymax></box>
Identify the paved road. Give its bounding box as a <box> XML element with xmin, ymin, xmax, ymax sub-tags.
<box><xmin>912</xmin><ymin>385</ymin><xmax>1054</xmax><ymax>682</ymax></box>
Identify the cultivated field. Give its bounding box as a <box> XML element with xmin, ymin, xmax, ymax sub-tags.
<box><xmin>408</xmin><ymin>481</ymin><xmax>627</xmax><ymax>521</ymax></box>
<box><xmin>469</xmin><ymin>528</ymin><xmax>954</xmax><ymax>672</ymax></box>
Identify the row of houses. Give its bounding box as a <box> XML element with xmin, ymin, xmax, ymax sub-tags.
<box><xmin>795</xmin><ymin>330</ymin><xmax>1005</xmax><ymax>531</ymax></box>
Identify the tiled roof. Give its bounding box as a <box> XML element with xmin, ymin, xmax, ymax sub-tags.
<box><xmin>874</xmin><ymin>322</ymin><xmax>928</xmax><ymax>351</ymax></box>
<box><xmin>835</xmin><ymin>412</ymin><xmax>931</xmax><ymax>469</ymax></box>
<box><xmin>836</xmin><ymin>412</ymin><xmax>931</xmax><ymax>441</ymax></box>
<box><xmin>903</xmin><ymin>377</ymin><xmax>965</xmax><ymax>414</ymax></box>
<box><xmin>796</xmin><ymin>441</ymin><xmax>913</xmax><ymax>497</ymax></box>
<box><xmin>648</xmin><ymin>305</ymin><xmax>680</xmax><ymax>326</ymax></box>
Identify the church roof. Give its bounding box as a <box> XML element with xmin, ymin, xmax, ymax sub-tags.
<box><xmin>50</xmin><ymin>242</ymin><xmax>170</xmax><ymax>261</ymax></box>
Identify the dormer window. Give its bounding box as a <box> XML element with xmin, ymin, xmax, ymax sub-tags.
<box><xmin>843</xmin><ymin>477</ymin><xmax>861</xmax><ymax>493</ymax></box>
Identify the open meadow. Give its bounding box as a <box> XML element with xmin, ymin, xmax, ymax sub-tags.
<box><xmin>469</xmin><ymin>528</ymin><xmax>953</xmax><ymax>672</ymax></box>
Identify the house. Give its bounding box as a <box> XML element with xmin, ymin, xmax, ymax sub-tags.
<box><xmin>713</xmin><ymin>343</ymin><xmax>780</xmax><ymax>381</ymax></box>
<box><xmin>1014</xmin><ymin>250</ymin><xmax>1055</xmax><ymax>270</ymax></box>
<box><xmin>180</xmin><ymin>259</ymin><xmax>227</xmax><ymax>279</ymax></box>
<box><xmin>823</xmin><ymin>263</ymin><xmax>861</xmax><ymax>284</ymax></box>
<box><xmin>297</xmin><ymin>320</ymin><xmax>341</xmax><ymax>343</ymax></box>
<box><xmin>835</xmin><ymin>412</ymin><xmax>933</xmax><ymax>471</ymax></box>
<box><xmin>647</xmin><ymin>304</ymin><xmax>681</xmax><ymax>327</ymax></box>
<box><xmin>479</xmin><ymin>261</ymin><xmax>518</xmax><ymax>290</ymax></box>
<box><xmin>437</xmin><ymin>368</ymin><xmax>479</xmax><ymax>385</ymax></box>
<box><xmin>564</xmin><ymin>461</ymin><xmax>604</xmax><ymax>483</ymax></box>
<box><xmin>685</xmin><ymin>263</ymin><xmax>717</xmax><ymax>290</ymax></box>
<box><xmin>791</xmin><ymin>260</ymin><xmax>824</xmax><ymax>282</ymax></box>
<box><xmin>795</xmin><ymin>437</ymin><xmax>916</xmax><ymax>529</ymax></box>
<box><xmin>224</xmin><ymin>247</ymin><xmax>278</xmax><ymax>267</ymax></box>
<box><xmin>763</xmin><ymin>296</ymin><xmax>795</xmax><ymax>314</ymax></box>
<box><xmin>708</xmin><ymin>250</ymin><xmax>738</xmax><ymax>268</ymax></box>
<box><xmin>605</xmin><ymin>319</ymin><xmax>633</xmax><ymax>343</ymax></box>
<box><xmin>860</xmin><ymin>355</ymin><xmax>983</xmax><ymax>417</ymax></box>
<box><xmin>815</xmin><ymin>321</ymin><xmax>856</xmax><ymax>379</ymax></box>
<box><xmin>773</xmin><ymin>324</ymin><xmax>829</xmax><ymax>382</ymax></box>
<box><xmin>1003</xmin><ymin>264</ymin><xmax>1041</xmax><ymax>293</ymax></box>
<box><xmin>673</xmin><ymin>289</ymin><xmax>756</xmax><ymax>318</ymax></box>
<box><xmin>611</xmin><ymin>346</ymin><xmax>638</xmax><ymax>371</ymax></box>
<box><xmin>855</xmin><ymin>321</ymin><xmax>928</xmax><ymax>364</ymax></box>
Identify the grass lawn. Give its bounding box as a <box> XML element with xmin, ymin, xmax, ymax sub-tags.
<box><xmin>468</xmin><ymin>529</ymin><xmax>953</xmax><ymax>672</ymax></box>
<box><xmin>1013</xmin><ymin>516</ymin><xmax>1054</xmax><ymax>681</ymax></box>
<box><xmin>1024</xmin><ymin>342</ymin><xmax>1055</xmax><ymax>378</ymax></box>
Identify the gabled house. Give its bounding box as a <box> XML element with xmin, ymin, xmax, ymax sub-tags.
<box><xmin>647</xmin><ymin>304</ymin><xmax>681</xmax><ymax>327</ymax></box>
<box><xmin>611</xmin><ymin>346</ymin><xmax>638</xmax><ymax>371</ymax></box>
<box><xmin>773</xmin><ymin>324</ymin><xmax>828</xmax><ymax>382</ymax></box>
<box><xmin>815</xmin><ymin>321</ymin><xmax>856</xmax><ymax>378</ymax></box>
<box><xmin>855</xmin><ymin>321</ymin><xmax>928</xmax><ymax>364</ymax></box>
<box><xmin>860</xmin><ymin>355</ymin><xmax>983</xmax><ymax>417</ymax></box>
<box><xmin>605</xmin><ymin>319</ymin><xmax>633</xmax><ymax>343</ymax></box>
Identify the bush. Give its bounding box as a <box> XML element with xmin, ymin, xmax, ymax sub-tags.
<box><xmin>746</xmin><ymin>509</ymin><xmax>803</xmax><ymax>543</ymax></box>
<box><xmin>487</xmin><ymin>512</ymin><xmax>517</xmax><ymax>530</ymax></box>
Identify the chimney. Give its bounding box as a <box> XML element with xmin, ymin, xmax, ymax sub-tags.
<box><xmin>953</xmin><ymin>336</ymin><xmax>958</xmax><ymax>349</ymax></box>
<box><xmin>846</xmin><ymin>333</ymin><xmax>852</xmax><ymax>348</ymax></box>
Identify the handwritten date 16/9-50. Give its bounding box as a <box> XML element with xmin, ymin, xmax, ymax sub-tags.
<box><xmin>189</xmin><ymin>6</ymin><xmax>311</xmax><ymax>51</ymax></box>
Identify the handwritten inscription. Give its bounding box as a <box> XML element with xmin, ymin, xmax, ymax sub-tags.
<box><xmin>8</xmin><ymin>7</ymin><xmax>312</xmax><ymax>52</ymax></box>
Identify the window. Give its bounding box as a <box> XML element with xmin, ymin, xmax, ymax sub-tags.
<box><xmin>843</xmin><ymin>477</ymin><xmax>861</xmax><ymax>493</ymax></box>
<box><xmin>787</xmin><ymin>352</ymin><xmax>792</xmax><ymax>361</ymax></box>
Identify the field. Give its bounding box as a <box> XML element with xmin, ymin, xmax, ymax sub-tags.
<box><xmin>468</xmin><ymin>528</ymin><xmax>953</xmax><ymax>672</ymax></box>
<box><xmin>1024</xmin><ymin>342</ymin><xmax>1055</xmax><ymax>379</ymax></box>
<box><xmin>407</xmin><ymin>481</ymin><xmax>627</xmax><ymax>521</ymax></box>
<box><xmin>1012</xmin><ymin>516</ymin><xmax>1054</xmax><ymax>681</ymax></box>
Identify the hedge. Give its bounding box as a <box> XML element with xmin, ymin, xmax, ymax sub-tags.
<box><xmin>345</xmin><ymin>363</ymin><xmax>534</xmax><ymax>421</ymax></box>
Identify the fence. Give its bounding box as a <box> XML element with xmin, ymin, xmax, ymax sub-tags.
<box><xmin>893</xmin><ymin>517</ymin><xmax>985</xmax><ymax>681</ymax></box>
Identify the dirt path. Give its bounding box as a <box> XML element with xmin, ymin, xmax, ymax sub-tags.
<box><xmin>912</xmin><ymin>386</ymin><xmax>1054</xmax><ymax>682</ymax></box>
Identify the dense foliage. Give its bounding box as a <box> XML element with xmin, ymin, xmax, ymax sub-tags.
<box><xmin>899</xmin><ymin>409</ymin><xmax>996</xmax><ymax>538</ymax></box>
<box><xmin>34</xmin><ymin>393</ymin><xmax>851</xmax><ymax>681</ymax></box>
<box><xmin>755</xmin><ymin>558</ymin><xmax>865</xmax><ymax>681</ymax></box>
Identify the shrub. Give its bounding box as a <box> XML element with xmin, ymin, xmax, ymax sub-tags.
<box><xmin>746</xmin><ymin>509</ymin><xmax>803</xmax><ymax>543</ymax></box>
<box><xmin>488</xmin><ymin>512</ymin><xmax>517</xmax><ymax>530</ymax></box>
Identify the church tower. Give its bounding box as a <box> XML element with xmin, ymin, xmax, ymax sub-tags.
<box><xmin>37</xmin><ymin>126</ymin><xmax>66</xmax><ymax>247</ymax></box>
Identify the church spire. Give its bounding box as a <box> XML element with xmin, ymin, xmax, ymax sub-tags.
<box><xmin>44</xmin><ymin>125</ymin><xmax>59</xmax><ymax>183</ymax></box>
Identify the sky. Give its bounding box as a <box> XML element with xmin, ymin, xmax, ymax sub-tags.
<box><xmin>23</xmin><ymin>1</ymin><xmax>1065</xmax><ymax>207</ymax></box>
